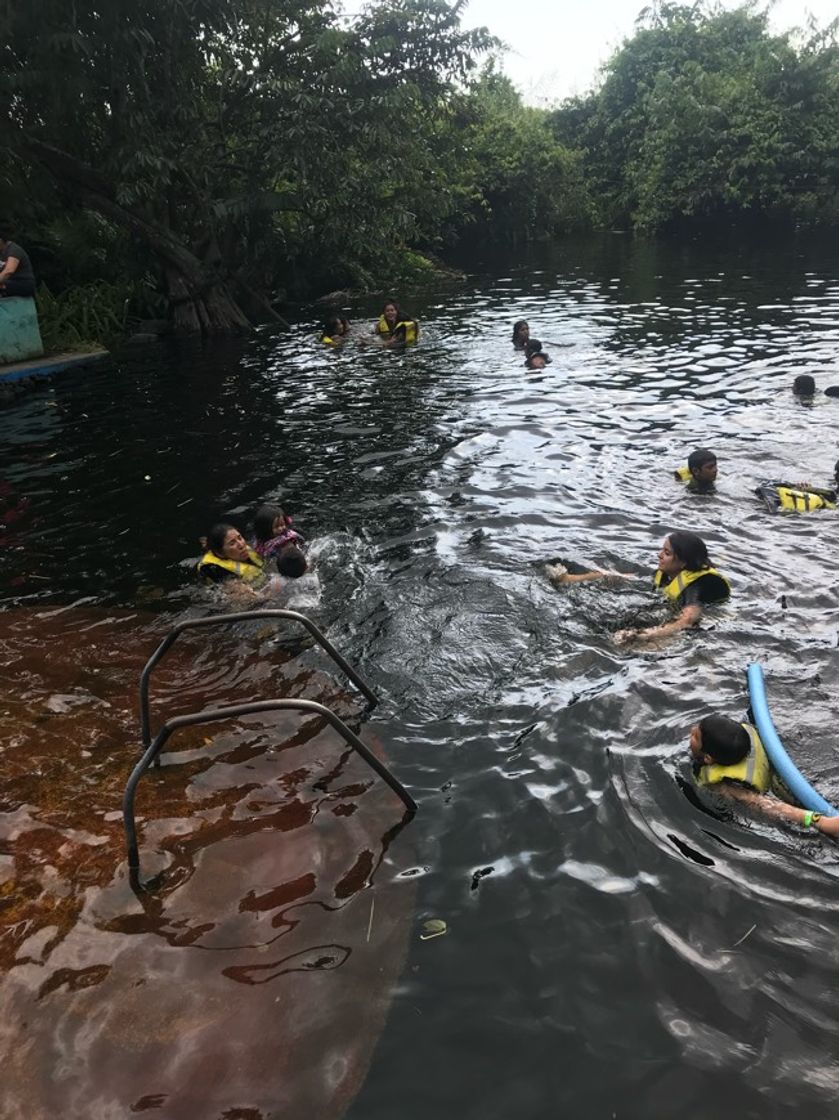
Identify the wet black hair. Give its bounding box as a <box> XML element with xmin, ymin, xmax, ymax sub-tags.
<box><xmin>512</xmin><ymin>320</ymin><xmax>529</xmax><ymax>344</ymax></box>
<box><xmin>824</xmin><ymin>385</ymin><xmax>839</xmax><ymax>398</ymax></box>
<box><xmin>525</xmin><ymin>338</ymin><xmax>543</xmax><ymax>356</ymax></box>
<box><xmin>205</xmin><ymin>522</ymin><xmax>238</xmax><ymax>555</ymax></box>
<box><xmin>322</xmin><ymin>315</ymin><xmax>345</xmax><ymax>337</ymax></box>
<box><xmin>687</xmin><ymin>448</ymin><xmax>716</xmax><ymax>475</ymax></box>
<box><xmin>698</xmin><ymin>715</ymin><xmax>750</xmax><ymax>766</ymax></box>
<box><xmin>253</xmin><ymin>504</ymin><xmax>286</xmax><ymax>544</ymax></box>
<box><xmin>834</xmin><ymin>459</ymin><xmax>839</xmax><ymax>485</ymax></box>
<box><xmin>276</xmin><ymin>543</ymin><xmax>307</xmax><ymax>578</ymax></box>
<box><xmin>525</xmin><ymin>352</ymin><xmax>549</xmax><ymax>369</ymax></box>
<box><xmin>667</xmin><ymin>531</ymin><xmax>711</xmax><ymax>571</ymax></box>
<box><xmin>793</xmin><ymin>374</ymin><xmax>816</xmax><ymax>395</ymax></box>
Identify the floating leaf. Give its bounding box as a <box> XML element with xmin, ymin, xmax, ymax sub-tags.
<box><xmin>420</xmin><ymin>918</ymin><xmax>447</xmax><ymax>940</ymax></box>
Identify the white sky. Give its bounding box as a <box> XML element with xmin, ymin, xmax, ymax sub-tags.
<box><xmin>459</xmin><ymin>0</ymin><xmax>839</xmax><ymax>105</ymax></box>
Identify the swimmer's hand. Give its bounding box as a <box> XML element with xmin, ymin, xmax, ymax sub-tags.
<box><xmin>545</xmin><ymin>562</ymin><xmax>569</xmax><ymax>585</ymax></box>
<box><xmin>614</xmin><ymin>626</ymin><xmax>655</xmax><ymax>645</ymax></box>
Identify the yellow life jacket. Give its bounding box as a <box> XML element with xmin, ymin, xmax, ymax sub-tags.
<box><xmin>694</xmin><ymin>724</ymin><xmax>771</xmax><ymax>793</ymax></box>
<box><xmin>198</xmin><ymin>549</ymin><xmax>264</xmax><ymax>583</ymax></box>
<box><xmin>321</xmin><ymin>335</ymin><xmax>337</xmax><ymax>346</ymax></box>
<box><xmin>774</xmin><ymin>485</ymin><xmax>836</xmax><ymax>512</ymax></box>
<box><xmin>654</xmin><ymin>566</ymin><xmax>731</xmax><ymax>602</ymax></box>
<box><xmin>674</xmin><ymin>465</ymin><xmax>692</xmax><ymax>483</ymax></box>
<box><xmin>376</xmin><ymin>315</ymin><xmax>419</xmax><ymax>343</ymax></box>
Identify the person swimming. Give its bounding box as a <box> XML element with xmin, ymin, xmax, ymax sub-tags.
<box><xmin>198</xmin><ymin>523</ymin><xmax>265</xmax><ymax>585</ymax></box>
<box><xmin>321</xmin><ymin>316</ymin><xmax>350</xmax><ymax>345</ymax></box>
<box><xmin>546</xmin><ymin>531</ymin><xmax>730</xmax><ymax>644</ymax></box>
<box><xmin>524</xmin><ymin>339</ymin><xmax>551</xmax><ymax>369</ymax></box>
<box><xmin>512</xmin><ymin>320</ymin><xmax>530</xmax><ymax>349</ymax></box>
<box><xmin>252</xmin><ymin>504</ymin><xmax>308</xmax><ymax>577</ymax></box>
<box><xmin>374</xmin><ymin>300</ymin><xmax>418</xmax><ymax>346</ymax></box>
<box><xmin>792</xmin><ymin>374</ymin><xmax>816</xmax><ymax>396</ymax></box>
<box><xmin>674</xmin><ymin>448</ymin><xmax>717</xmax><ymax>492</ymax></box>
<box><xmin>689</xmin><ymin>713</ymin><xmax>839</xmax><ymax>836</ymax></box>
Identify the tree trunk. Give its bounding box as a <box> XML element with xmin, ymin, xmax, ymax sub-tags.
<box><xmin>23</xmin><ymin>139</ymin><xmax>254</xmax><ymax>335</ymax></box>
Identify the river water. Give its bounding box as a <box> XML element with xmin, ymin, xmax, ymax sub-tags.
<box><xmin>2</xmin><ymin>235</ymin><xmax>839</xmax><ymax>1118</ymax></box>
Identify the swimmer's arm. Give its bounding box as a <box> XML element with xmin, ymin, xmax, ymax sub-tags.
<box><xmin>716</xmin><ymin>785</ymin><xmax>839</xmax><ymax>836</ymax></box>
<box><xmin>615</xmin><ymin>604</ymin><xmax>702</xmax><ymax>644</ymax></box>
<box><xmin>546</xmin><ymin>564</ymin><xmax>636</xmax><ymax>587</ymax></box>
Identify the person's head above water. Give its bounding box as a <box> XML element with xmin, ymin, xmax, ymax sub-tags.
<box><xmin>690</xmin><ymin>714</ymin><xmax>750</xmax><ymax>767</ymax></box>
<box><xmin>687</xmin><ymin>448</ymin><xmax>717</xmax><ymax>485</ymax></box>
<box><xmin>659</xmin><ymin>531</ymin><xmax>711</xmax><ymax>575</ymax></box>
<box><xmin>793</xmin><ymin>374</ymin><xmax>816</xmax><ymax>396</ymax></box>
<box><xmin>205</xmin><ymin>522</ymin><xmax>250</xmax><ymax>562</ymax></box>
<box><xmin>381</xmin><ymin>300</ymin><xmax>401</xmax><ymax>328</ymax></box>
<box><xmin>526</xmin><ymin>352</ymin><xmax>548</xmax><ymax>370</ymax></box>
<box><xmin>322</xmin><ymin>315</ymin><xmax>349</xmax><ymax>338</ymax></box>
<box><xmin>525</xmin><ymin>338</ymin><xmax>542</xmax><ymax>357</ymax></box>
<box><xmin>253</xmin><ymin>503</ymin><xmax>290</xmax><ymax>544</ymax></box>
<box><xmin>275</xmin><ymin>542</ymin><xmax>308</xmax><ymax>578</ymax></box>
<box><xmin>512</xmin><ymin>320</ymin><xmax>530</xmax><ymax>346</ymax></box>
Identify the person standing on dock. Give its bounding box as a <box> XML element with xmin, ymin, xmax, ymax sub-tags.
<box><xmin>0</xmin><ymin>232</ymin><xmax>36</xmax><ymax>298</ymax></box>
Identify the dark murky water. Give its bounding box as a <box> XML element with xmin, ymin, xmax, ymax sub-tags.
<box><xmin>3</xmin><ymin>235</ymin><xmax>839</xmax><ymax>1118</ymax></box>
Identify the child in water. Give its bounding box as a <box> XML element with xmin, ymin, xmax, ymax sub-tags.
<box><xmin>690</xmin><ymin>714</ymin><xmax>839</xmax><ymax>836</ymax></box>
<box><xmin>512</xmin><ymin>320</ymin><xmax>530</xmax><ymax>349</ymax></box>
<box><xmin>674</xmin><ymin>449</ymin><xmax>717</xmax><ymax>493</ymax></box>
<box><xmin>252</xmin><ymin>504</ymin><xmax>308</xmax><ymax>577</ymax></box>
<box><xmin>524</xmin><ymin>339</ymin><xmax>551</xmax><ymax>369</ymax></box>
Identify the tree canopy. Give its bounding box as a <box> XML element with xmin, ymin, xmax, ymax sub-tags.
<box><xmin>2</xmin><ymin>2</ymin><xmax>839</xmax><ymax>334</ymax></box>
<box><xmin>552</xmin><ymin>3</ymin><xmax>839</xmax><ymax>230</ymax></box>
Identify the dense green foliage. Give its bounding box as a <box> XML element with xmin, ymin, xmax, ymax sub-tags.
<box><xmin>552</xmin><ymin>3</ymin><xmax>839</xmax><ymax>230</ymax></box>
<box><xmin>1</xmin><ymin>0</ymin><xmax>497</xmax><ymax>331</ymax></box>
<box><xmin>2</xmin><ymin>1</ymin><xmax>839</xmax><ymax>336</ymax></box>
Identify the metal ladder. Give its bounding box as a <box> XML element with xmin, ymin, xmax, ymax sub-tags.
<box><xmin>122</xmin><ymin>609</ymin><xmax>417</xmax><ymax>887</ymax></box>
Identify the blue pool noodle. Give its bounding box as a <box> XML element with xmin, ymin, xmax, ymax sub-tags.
<box><xmin>746</xmin><ymin>663</ymin><xmax>838</xmax><ymax>816</ymax></box>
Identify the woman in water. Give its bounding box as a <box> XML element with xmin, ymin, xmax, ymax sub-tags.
<box><xmin>546</xmin><ymin>531</ymin><xmax>730</xmax><ymax>644</ymax></box>
<box><xmin>374</xmin><ymin>300</ymin><xmax>418</xmax><ymax>346</ymax></box>
<box><xmin>197</xmin><ymin>523</ymin><xmax>265</xmax><ymax>586</ymax></box>
<box><xmin>512</xmin><ymin>320</ymin><xmax>529</xmax><ymax>349</ymax></box>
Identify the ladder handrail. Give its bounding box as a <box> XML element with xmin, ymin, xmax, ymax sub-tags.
<box><xmin>139</xmin><ymin>610</ymin><xmax>377</xmax><ymax>748</ymax></box>
<box><xmin>123</xmin><ymin>698</ymin><xmax>417</xmax><ymax>884</ymax></box>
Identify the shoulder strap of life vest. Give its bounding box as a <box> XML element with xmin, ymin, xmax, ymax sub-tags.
<box><xmin>654</xmin><ymin>566</ymin><xmax>731</xmax><ymax>601</ymax></box>
<box><xmin>674</xmin><ymin>465</ymin><xmax>692</xmax><ymax>483</ymax></box>
<box><xmin>198</xmin><ymin>549</ymin><xmax>264</xmax><ymax>582</ymax></box>
<box><xmin>695</xmin><ymin>724</ymin><xmax>771</xmax><ymax>793</ymax></box>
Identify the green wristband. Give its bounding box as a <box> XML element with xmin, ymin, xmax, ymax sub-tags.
<box><xmin>803</xmin><ymin>810</ymin><xmax>814</xmax><ymax>828</ymax></box>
